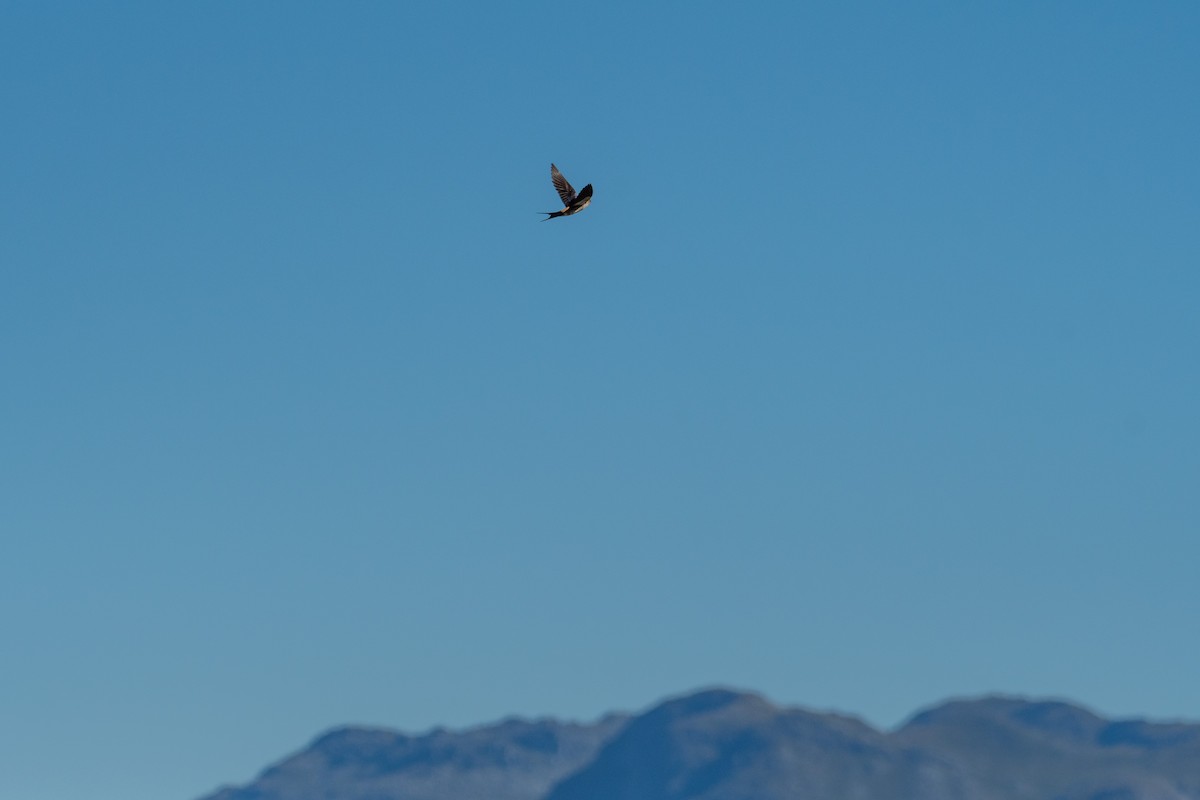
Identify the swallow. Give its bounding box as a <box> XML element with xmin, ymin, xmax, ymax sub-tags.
<box><xmin>542</xmin><ymin>163</ymin><xmax>593</xmax><ymax>220</ymax></box>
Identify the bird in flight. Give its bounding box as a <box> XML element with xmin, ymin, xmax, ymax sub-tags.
<box><xmin>542</xmin><ymin>163</ymin><xmax>593</xmax><ymax>220</ymax></box>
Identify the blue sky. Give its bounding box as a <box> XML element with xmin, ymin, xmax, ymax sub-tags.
<box><xmin>2</xmin><ymin>3</ymin><xmax>1198</xmax><ymax>799</ymax></box>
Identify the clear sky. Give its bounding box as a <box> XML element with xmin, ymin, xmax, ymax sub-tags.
<box><xmin>2</xmin><ymin>3</ymin><xmax>1198</xmax><ymax>799</ymax></box>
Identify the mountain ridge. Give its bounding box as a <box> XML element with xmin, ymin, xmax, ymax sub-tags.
<box><xmin>196</xmin><ymin>687</ymin><xmax>1200</xmax><ymax>800</ymax></box>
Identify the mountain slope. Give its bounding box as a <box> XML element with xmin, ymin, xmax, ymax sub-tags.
<box><xmin>894</xmin><ymin>696</ymin><xmax>1200</xmax><ymax>800</ymax></box>
<box><xmin>543</xmin><ymin>688</ymin><xmax>980</xmax><ymax>800</ymax></box>
<box><xmin>199</xmin><ymin>713</ymin><xmax>628</xmax><ymax>800</ymax></box>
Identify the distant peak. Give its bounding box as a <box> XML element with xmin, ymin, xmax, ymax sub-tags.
<box><xmin>311</xmin><ymin>725</ymin><xmax>407</xmax><ymax>749</ymax></box>
<box><xmin>899</xmin><ymin>694</ymin><xmax>1113</xmax><ymax>748</ymax></box>
<box><xmin>651</xmin><ymin>687</ymin><xmax>773</xmax><ymax>717</ymax></box>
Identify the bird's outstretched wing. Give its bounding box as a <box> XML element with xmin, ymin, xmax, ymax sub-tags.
<box><xmin>550</xmin><ymin>163</ymin><xmax>577</xmax><ymax>206</ymax></box>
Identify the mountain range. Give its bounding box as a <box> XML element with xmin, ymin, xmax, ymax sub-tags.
<box><xmin>197</xmin><ymin>688</ymin><xmax>1200</xmax><ymax>800</ymax></box>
